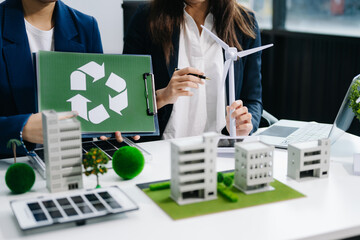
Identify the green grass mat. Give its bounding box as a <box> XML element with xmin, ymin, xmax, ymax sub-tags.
<box><xmin>139</xmin><ymin>179</ymin><xmax>305</xmax><ymax>220</ymax></box>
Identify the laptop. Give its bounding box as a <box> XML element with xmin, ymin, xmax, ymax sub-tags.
<box><xmin>256</xmin><ymin>74</ymin><xmax>359</xmax><ymax>149</ymax></box>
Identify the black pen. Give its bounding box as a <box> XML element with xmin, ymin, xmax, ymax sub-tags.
<box><xmin>175</xmin><ymin>68</ymin><xmax>211</xmax><ymax>80</ymax></box>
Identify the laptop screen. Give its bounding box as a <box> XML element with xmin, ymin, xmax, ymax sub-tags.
<box><xmin>328</xmin><ymin>74</ymin><xmax>359</xmax><ymax>143</ymax></box>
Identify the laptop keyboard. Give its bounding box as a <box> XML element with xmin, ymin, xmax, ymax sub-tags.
<box><xmin>280</xmin><ymin>123</ymin><xmax>332</xmax><ymax>145</ymax></box>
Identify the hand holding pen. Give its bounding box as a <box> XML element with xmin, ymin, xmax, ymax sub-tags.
<box><xmin>175</xmin><ymin>68</ymin><xmax>210</xmax><ymax>80</ymax></box>
<box><xmin>155</xmin><ymin>67</ymin><xmax>206</xmax><ymax>110</ymax></box>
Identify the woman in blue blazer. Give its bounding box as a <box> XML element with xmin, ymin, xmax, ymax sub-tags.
<box><xmin>124</xmin><ymin>0</ymin><xmax>263</xmax><ymax>141</ymax></box>
<box><xmin>0</xmin><ymin>0</ymin><xmax>103</xmax><ymax>157</ymax></box>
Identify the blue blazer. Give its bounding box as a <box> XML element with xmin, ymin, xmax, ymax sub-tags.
<box><xmin>124</xmin><ymin>4</ymin><xmax>263</xmax><ymax>141</ymax></box>
<box><xmin>0</xmin><ymin>0</ymin><xmax>103</xmax><ymax>157</ymax></box>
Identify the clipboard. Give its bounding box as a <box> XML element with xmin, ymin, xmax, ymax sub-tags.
<box><xmin>36</xmin><ymin>51</ymin><xmax>159</xmax><ymax>137</ymax></box>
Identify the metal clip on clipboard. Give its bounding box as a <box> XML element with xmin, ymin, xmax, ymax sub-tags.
<box><xmin>143</xmin><ymin>73</ymin><xmax>157</xmax><ymax>116</ymax></box>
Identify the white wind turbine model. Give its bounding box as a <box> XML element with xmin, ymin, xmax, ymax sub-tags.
<box><xmin>201</xmin><ymin>25</ymin><xmax>273</xmax><ymax>136</ymax></box>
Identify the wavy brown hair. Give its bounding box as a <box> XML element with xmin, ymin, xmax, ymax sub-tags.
<box><xmin>149</xmin><ymin>0</ymin><xmax>256</xmax><ymax>64</ymax></box>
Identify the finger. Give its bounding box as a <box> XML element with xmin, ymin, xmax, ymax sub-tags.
<box><xmin>236</xmin><ymin>112</ymin><xmax>252</xmax><ymax>121</ymax></box>
<box><xmin>175</xmin><ymin>81</ymin><xmax>199</xmax><ymax>90</ymax></box>
<box><xmin>58</xmin><ymin>111</ymin><xmax>78</xmax><ymax>120</ymax></box>
<box><xmin>177</xmin><ymin>90</ymin><xmax>194</xmax><ymax>97</ymax></box>
<box><xmin>226</xmin><ymin>106</ymin><xmax>230</xmax><ymax>118</ymax></box>
<box><xmin>236</xmin><ymin>123</ymin><xmax>253</xmax><ymax>132</ymax></box>
<box><xmin>132</xmin><ymin>135</ymin><xmax>140</xmax><ymax>141</ymax></box>
<box><xmin>100</xmin><ymin>136</ymin><xmax>109</xmax><ymax>141</ymax></box>
<box><xmin>175</xmin><ymin>67</ymin><xmax>204</xmax><ymax>76</ymax></box>
<box><xmin>236</xmin><ymin>118</ymin><xmax>252</xmax><ymax>128</ymax></box>
<box><xmin>173</xmin><ymin>75</ymin><xmax>204</xmax><ymax>85</ymax></box>
<box><xmin>232</xmin><ymin>106</ymin><xmax>248</xmax><ymax>119</ymax></box>
<box><xmin>235</xmin><ymin>113</ymin><xmax>252</xmax><ymax>125</ymax></box>
<box><xmin>115</xmin><ymin>131</ymin><xmax>124</xmax><ymax>143</ymax></box>
<box><xmin>229</xmin><ymin>100</ymin><xmax>243</xmax><ymax>111</ymax></box>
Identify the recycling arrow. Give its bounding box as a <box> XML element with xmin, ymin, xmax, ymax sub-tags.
<box><xmin>89</xmin><ymin>104</ymin><xmax>110</xmax><ymax>124</ymax></box>
<box><xmin>109</xmin><ymin>90</ymin><xmax>128</xmax><ymax>116</ymax></box>
<box><xmin>70</xmin><ymin>70</ymin><xmax>87</xmax><ymax>91</ymax></box>
<box><xmin>68</xmin><ymin>62</ymin><xmax>128</xmax><ymax>125</ymax></box>
<box><xmin>78</xmin><ymin>61</ymin><xmax>105</xmax><ymax>82</ymax></box>
<box><xmin>106</xmin><ymin>73</ymin><xmax>126</xmax><ymax>93</ymax></box>
<box><xmin>66</xmin><ymin>94</ymin><xmax>91</xmax><ymax>120</ymax></box>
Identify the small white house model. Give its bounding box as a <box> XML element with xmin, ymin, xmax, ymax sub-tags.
<box><xmin>42</xmin><ymin>110</ymin><xmax>83</xmax><ymax>193</ymax></box>
<box><xmin>234</xmin><ymin>141</ymin><xmax>274</xmax><ymax>194</ymax></box>
<box><xmin>287</xmin><ymin>138</ymin><xmax>330</xmax><ymax>181</ymax></box>
<box><xmin>170</xmin><ymin>132</ymin><xmax>218</xmax><ymax>205</ymax></box>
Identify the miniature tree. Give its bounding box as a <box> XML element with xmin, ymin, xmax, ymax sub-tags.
<box><xmin>6</xmin><ymin>139</ymin><xmax>22</xmax><ymax>163</ymax></box>
<box><xmin>223</xmin><ymin>176</ymin><xmax>234</xmax><ymax>187</ymax></box>
<box><xmin>83</xmin><ymin>148</ymin><xmax>109</xmax><ymax>188</ymax></box>
<box><xmin>217</xmin><ymin>172</ymin><xmax>238</xmax><ymax>202</ymax></box>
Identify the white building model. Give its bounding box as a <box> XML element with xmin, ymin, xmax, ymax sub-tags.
<box><xmin>234</xmin><ymin>141</ymin><xmax>274</xmax><ymax>194</ymax></box>
<box><xmin>170</xmin><ymin>132</ymin><xmax>218</xmax><ymax>205</ymax></box>
<box><xmin>287</xmin><ymin>138</ymin><xmax>330</xmax><ymax>181</ymax></box>
<box><xmin>42</xmin><ymin>110</ymin><xmax>83</xmax><ymax>193</ymax></box>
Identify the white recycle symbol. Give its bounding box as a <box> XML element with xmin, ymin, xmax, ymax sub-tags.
<box><xmin>67</xmin><ymin>61</ymin><xmax>128</xmax><ymax>124</ymax></box>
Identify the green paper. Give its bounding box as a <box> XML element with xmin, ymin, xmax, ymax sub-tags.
<box><xmin>140</xmin><ymin>179</ymin><xmax>305</xmax><ymax>220</ymax></box>
<box><xmin>37</xmin><ymin>51</ymin><xmax>156</xmax><ymax>134</ymax></box>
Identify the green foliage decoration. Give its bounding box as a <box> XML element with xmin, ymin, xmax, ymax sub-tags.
<box><xmin>223</xmin><ymin>172</ymin><xmax>235</xmax><ymax>179</ymax></box>
<box><xmin>112</xmin><ymin>146</ymin><xmax>144</xmax><ymax>180</ymax></box>
<box><xmin>349</xmin><ymin>77</ymin><xmax>360</xmax><ymax>121</ymax></box>
<box><xmin>83</xmin><ymin>148</ymin><xmax>109</xmax><ymax>188</ymax></box>
<box><xmin>149</xmin><ymin>181</ymin><xmax>171</xmax><ymax>191</ymax></box>
<box><xmin>217</xmin><ymin>172</ymin><xmax>237</xmax><ymax>202</ymax></box>
<box><xmin>6</xmin><ymin>163</ymin><xmax>35</xmax><ymax>194</ymax></box>
<box><xmin>217</xmin><ymin>184</ymin><xmax>238</xmax><ymax>202</ymax></box>
<box><xmin>223</xmin><ymin>176</ymin><xmax>233</xmax><ymax>187</ymax></box>
<box><xmin>217</xmin><ymin>172</ymin><xmax>224</xmax><ymax>183</ymax></box>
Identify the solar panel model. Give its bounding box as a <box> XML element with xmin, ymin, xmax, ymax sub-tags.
<box><xmin>10</xmin><ymin>186</ymin><xmax>138</xmax><ymax>230</ymax></box>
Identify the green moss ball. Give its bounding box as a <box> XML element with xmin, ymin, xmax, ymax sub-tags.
<box><xmin>5</xmin><ymin>163</ymin><xmax>36</xmax><ymax>194</ymax></box>
<box><xmin>112</xmin><ymin>146</ymin><xmax>144</xmax><ymax>180</ymax></box>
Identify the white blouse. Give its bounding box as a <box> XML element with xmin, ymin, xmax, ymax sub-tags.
<box><xmin>162</xmin><ymin>10</ymin><xmax>226</xmax><ymax>139</ymax></box>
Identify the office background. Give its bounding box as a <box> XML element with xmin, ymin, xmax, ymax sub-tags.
<box><xmin>2</xmin><ymin>0</ymin><xmax>359</xmax><ymax>135</ymax></box>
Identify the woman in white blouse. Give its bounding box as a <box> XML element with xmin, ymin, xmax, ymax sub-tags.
<box><xmin>124</xmin><ymin>0</ymin><xmax>263</xmax><ymax>141</ymax></box>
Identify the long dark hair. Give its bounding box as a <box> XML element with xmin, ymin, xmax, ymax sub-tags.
<box><xmin>149</xmin><ymin>0</ymin><xmax>256</xmax><ymax>63</ymax></box>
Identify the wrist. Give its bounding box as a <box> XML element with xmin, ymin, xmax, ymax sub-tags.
<box><xmin>156</xmin><ymin>89</ymin><xmax>167</xmax><ymax>109</ymax></box>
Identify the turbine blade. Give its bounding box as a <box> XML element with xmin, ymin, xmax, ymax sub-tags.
<box><xmin>201</xmin><ymin>25</ymin><xmax>229</xmax><ymax>50</ymax></box>
<box><xmin>237</xmin><ymin>44</ymin><xmax>274</xmax><ymax>58</ymax></box>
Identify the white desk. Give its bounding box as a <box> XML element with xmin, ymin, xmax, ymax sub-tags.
<box><xmin>1</xmin><ymin>133</ymin><xmax>360</xmax><ymax>240</ymax></box>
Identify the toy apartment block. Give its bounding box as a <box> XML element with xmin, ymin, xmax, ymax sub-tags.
<box><xmin>234</xmin><ymin>141</ymin><xmax>275</xmax><ymax>194</ymax></box>
<box><xmin>42</xmin><ymin>110</ymin><xmax>83</xmax><ymax>193</ymax></box>
<box><xmin>170</xmin><ymin>132</ymin><xmax>218</xmax><ymax>205</ymax></box>
<box><xmin>287</xmin><ymin>138</ymin><xmax>330</xmax><ymax>181</ymax></box>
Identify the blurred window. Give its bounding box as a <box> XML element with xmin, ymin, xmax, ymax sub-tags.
<box><xmin>285</xmin><ymin>0</ymin><xmax>360</xmax><ymax>37</ymax></box>
<box><xmin>238</xmin><ymin>0</ymin><xmax>273</xmax><ymax>30</ymax></box>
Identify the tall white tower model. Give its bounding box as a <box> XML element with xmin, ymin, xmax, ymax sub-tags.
<box><xmin>234</xmin><ymin>141</ymin><xmax>275</xmax><ymax>194</ymax></box>
<box><xmin>170</xmin><ymin>132</ymin><xmax>218</xmax><ymax>205</ymax></box>
<box><xmin>42</xmin><ymin>110</ymin><xmax>83</xmax><ymax>193</ymax></box>
<box><xmin>287</xmin><ymin>138</ymin><xmax>330</xmax><ymax>181</ymax></box>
